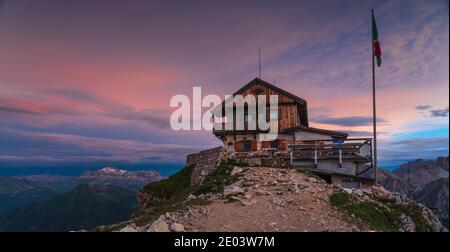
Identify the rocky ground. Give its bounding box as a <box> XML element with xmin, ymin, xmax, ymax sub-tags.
<box><xmin>169</xmin><ymin>167</ymin><xmax>361</xmax><ymax>232</ymax></box>
<box><xmin>119</xmin><ymin>167</ymin><xmax>360</xmax><ymax>232</ymax></box>
<box><xmin>113</xmin><ymin>166</ymin><xmax>447</xmax><ymax>233</ymax></box>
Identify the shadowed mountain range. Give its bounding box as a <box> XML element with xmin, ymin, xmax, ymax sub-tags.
<box><xmin>378</xmin><ymin>157</ymin><xmax>449</xmax><ymax>227</ymax></box>
<box><xmin>0</xmin><ymin>184</ymin><xmax>139</xmax><ymax>232</ymax></box>
<box><xmin>0</xmin><ymin>167</ymin><xmax>163</xmax><ymax>225</ymax></box>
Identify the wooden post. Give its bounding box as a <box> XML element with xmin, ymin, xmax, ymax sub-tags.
<box><xmin>314</xmin><ymin>140</ymin><xmax>318</xmax><ymax>168</ymax></box>
<box><xmin>290</xmin><ymin>150</ymin><xmax>293</xmax><ymax>165</ymax></box>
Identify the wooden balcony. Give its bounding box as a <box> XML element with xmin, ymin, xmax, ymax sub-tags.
<box><xmin>289</xmin><ymin>138</ymin><xmax>374</xmax><ymax>179</ymax></box>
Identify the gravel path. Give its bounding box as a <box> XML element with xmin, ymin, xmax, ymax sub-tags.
<box><xmin>177</xmin><ymin>167</ymin><xmax>363</xmax><ymax>232</ymax></box>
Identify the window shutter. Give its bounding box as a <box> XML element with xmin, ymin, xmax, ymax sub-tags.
<box><xmin>261</xmin><ymin>141</ymin><xmax>269</xmax><ymax>149</ymax></box>
<box><xmin>234</xmin><ymin>141</ymin><xmax>241</xmax><ymax>151</ymax></box>
<box><xmin>251</xmin><ymin>140</ymin><xmax>257</xmax><ymax>151</ymax></box>
<box><xmin>279</xmin><ymin>140</ymin><xmax>287</xmax><ymax>151</ymax></box>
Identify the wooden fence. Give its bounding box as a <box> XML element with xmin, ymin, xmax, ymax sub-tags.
<box><xmin>289</xmin><ymin>138</ymin><xmax>373</xmax><ymax>175</ymax></box>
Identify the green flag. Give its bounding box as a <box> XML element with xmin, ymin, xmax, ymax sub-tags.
<box><xmin>372</xmin><ymin>12</ymin><xmax>382</xmax><ymax>67</ymax></box>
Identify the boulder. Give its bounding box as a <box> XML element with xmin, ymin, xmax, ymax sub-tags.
<box><xmin>170</xmin><ymin>223</ymin><xmax>185</xmax><ymax>232</ymax></box>
<box><xmin>119</xmin><ymin>225</ymin><xmax>140</xmax><ymax>232</ymax></box>
<box><xmin>306</xmin><ymin>177</ymin><xmax>317</xmax><ymax>183</ymax></box>
<box><xmin>240</xmin><ymin>200</ymin><xmax>253</xmax><ymax>207</ymax></box>
<box><xmin>186</xmin><ymin>194</ymin><xmax>197</xmax><ymax>201</ymax></box>
<box><xmin>227</xmin><ymin>195</ymin><xmax>241</xmax><ymax>202</ymax></box>
<box><xmin>342</xmin><ymin>188</ymin><xmax>353</xmax><ymax>194</ymax></box>
<box><xmin>231</xmin><ymin>167</ymin><xmax>243</xmax><ymax>176</ymax></box>
<box><xmin>148</xmin><ymin>217</ymin><xmax>170</xmax><ymax>232</ymax></box>
<box><xmin>395</xmin><ymin>214</ymin><xmax>416</xmax><ymax>232</ymax></box>
<box><xmin>223</xmin><ymin>184</ymin><xmax>245</xmax><ymax>198</ymax></box>
<box><xmin>353</xmin><ymin>189</ymin><xmax>364</xmax><ymax>198</ymax></box>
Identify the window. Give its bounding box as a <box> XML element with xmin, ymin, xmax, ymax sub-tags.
<box><xmin>269</xmin><ymin>140</ymin><xmax>279</xmax><ymax>149</ymax></box>
<box><xmin>270</xmin><ymin>110</ymin><xmax>278</xmax><ymax>120</ymax></box>
<box><xmin>242</xmin><ymin>140</ymin><xmax>252</xmax><ymax>151</ymax></box>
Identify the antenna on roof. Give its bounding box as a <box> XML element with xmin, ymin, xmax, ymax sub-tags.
<box><xmin>258</xmin><ymin>47</ymin><xmax>262</xmax><ymax>79</ymax></box>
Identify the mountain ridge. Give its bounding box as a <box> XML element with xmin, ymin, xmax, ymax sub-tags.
<box><xmin>0</xmin><ymin>167</ymin><xmax>163</xmax><ymax>219</ymax></box>
<box><xmin>378</xmin><ymin>156</ymin><xmax>449</xmax><ymax>228</ymax></box>
<box><xmin>0</xmin><ymin>184</ymin><xmax>139</xmax><ymax>232</ymax></box>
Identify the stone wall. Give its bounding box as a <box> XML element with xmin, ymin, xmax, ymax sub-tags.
<box><xmin>220</xmin><ymin>133</ymin><xmax>293</xmax><ymax>153</ymax></box>
<box><xmin>229</xmin><ymin>151</ymin><xmax>292</xmax><ymax>168</ymax></box>
<box><xmin>187</xmin><ymin>147</ymin><xmax>225</xmax><ymax>186</ymax></box>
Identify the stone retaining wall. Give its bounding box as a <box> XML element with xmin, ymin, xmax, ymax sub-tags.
<box><xmin>229</xmin><ymin>151</ymin><xmax>292</xmax><ymax>168</ymax></box>
<box><xmin>187</xmin><ymin>147</ymin><xmax>225</xmax><ymax>185</ymax></box>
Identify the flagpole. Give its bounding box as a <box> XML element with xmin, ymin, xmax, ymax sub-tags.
<box><xmin>258</xmin><ymin>47</ymin><xmax>262</xmax><ymax>79</ymax></box>
<box><xmin>371</xmin><ymin>9</ymin><xmax>378</xmax><ymax>184</ymax></box>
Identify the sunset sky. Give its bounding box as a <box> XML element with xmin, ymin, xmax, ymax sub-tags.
<box><xmin>0</xmin><ymin>0</ymin><xmax>448</xmax><ymax>175</ymax></box>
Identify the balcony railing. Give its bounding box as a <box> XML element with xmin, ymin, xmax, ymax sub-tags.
<box><xmin>289</xmin><ymin>138</ymin><xmax>373</xmax><ymax>176</ymax></box>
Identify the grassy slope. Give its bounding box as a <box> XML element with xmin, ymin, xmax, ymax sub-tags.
<box><xmin>330</xmin><ymin>191</ymin><xmax>429</xmax><ymax>232</ymax></box>
<box><xmin>133</xmin><ymin>161</ymin><xmax>239</xmax><ymax>226</ymax></box>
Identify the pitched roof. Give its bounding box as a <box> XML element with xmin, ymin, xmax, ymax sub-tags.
<box><xmin>233</xmin><ymin>78</ymin><xmax>307</xmax><ymax>104</ymax></box>
<box><xmin>283</xmin><ymin>125</ymin><xmax>348</xmax><ymax>138</ymax></box>
<box><xmin>210</xmin><ymin>77</ymin><xmax>307</xmax><ymax>115</ymax></box>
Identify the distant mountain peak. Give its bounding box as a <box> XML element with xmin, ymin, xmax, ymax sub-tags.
<box><xmin>81</xmin><ymin>167</ymin><xmax>162</xmax><ymax>179</ymax></box>
<box><xmin>97</xmin><ymin>167</ymin><xmax>128</xmax><ymax>175</ymax></box>
<box><xmin>79</xmin><ymin>167</ymin><xmax>164</xmax><ymax>191</ymax></box>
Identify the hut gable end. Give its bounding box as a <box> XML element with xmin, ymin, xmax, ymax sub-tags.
<box><xmin>231</xmin><ymin>78</ymin><xmax>309</xmax><ymax>130</ymax></box>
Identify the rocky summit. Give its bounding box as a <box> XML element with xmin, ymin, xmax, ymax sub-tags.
<box><xmin>101</xmin><ymin>162</ymin><xmax>447</xmax><ymax>232</ymax></box>
<box><xmin>378</xmin><ymin>157</ymin><xmax>449</xmax><ymax>228</ymax></box>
